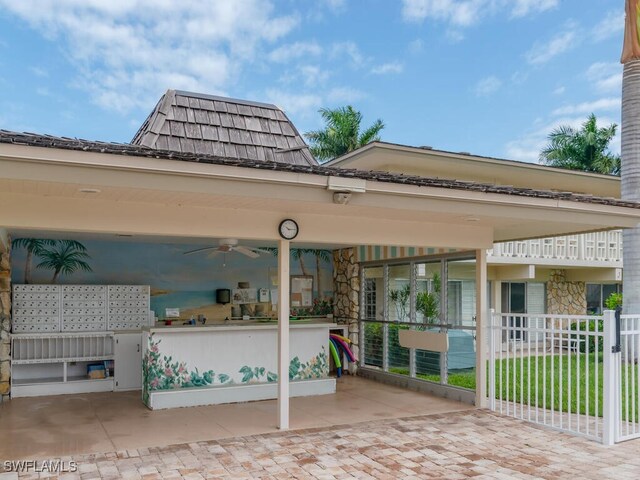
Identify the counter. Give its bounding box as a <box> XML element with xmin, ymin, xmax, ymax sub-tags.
<box><xmin>142</xmin><ymin>322</ymin><xmax>339</xmax><ymax>409</ymax></box>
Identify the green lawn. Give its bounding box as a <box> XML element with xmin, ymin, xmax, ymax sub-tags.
<box><xmin>389</xmin><ymin>353</ymin><xmax>639</xmax><ymax>419</ymax></box>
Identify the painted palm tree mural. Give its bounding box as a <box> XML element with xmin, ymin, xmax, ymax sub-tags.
<box><xmin>11</xmin><ymin>238</ymin><xmax>56</xmax><ymax>284</ymax></box>
<box><xmin>262</xmin><ymin>247</ymin><xmax>332</xmax><ymax>297</ymax></box>
<box><xmin>13</xmin><ymin>239</ymin><xmax>92</xmax><ymax>283</ymax></box>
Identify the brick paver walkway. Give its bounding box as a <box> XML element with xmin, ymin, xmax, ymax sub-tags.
<box><xmin>6</xmin><ymin>410</ymin><xmax>640</xmax><ymax>479</ymax></box>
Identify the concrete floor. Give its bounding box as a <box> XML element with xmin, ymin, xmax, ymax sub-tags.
<box><xmin>0</xmin><ymin>376</ymin><xmax>472</xmax><ymax>461</ymax></box>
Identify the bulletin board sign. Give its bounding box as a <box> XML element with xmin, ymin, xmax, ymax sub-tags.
<box><xmin>232</xmin><ymin>288</ymin><xmax>258</xmax><ymax>304</ymax></box>
<box><xmin>290</xmin><ymin>275</ymin><xmax>313</xmax><ymax>308</ymax></box>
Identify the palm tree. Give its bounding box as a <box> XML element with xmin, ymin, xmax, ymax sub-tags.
<box><xmin>304</xmin><ymin>106</ymin><xmax>384</xmax><ymax>162</ymax></box>
<box><xmin>11</xmin><ymin>238</ymin><xmax>56</xmax><ymax>283</ymax></box>
<box><xmin>621</xmin><ymin>0</ymin><xmax>640</xmax><ymax>313</ymax></box>
<box><xmin>36</xmin><ymin>240</ymin><xmax>92</xmax><ymax>283</ymax></box>
<box><xmin>308</xmin><ymin>249</ymin><xmax>331</xmax><ymax>296</ymax></box>
<box><xmin>261</xmin><ymin>247</ymin><xmax>313</xmax><ymax>277</ymax></box>
<box><xmin>290</xmin><ymin>248</ymin><xmax>310</xmax><ymax>276</ymax></box>
<box><xmin>540</xmin><ymin>114</ymin><xmax>621</xmax><ymax>175</ymax></box>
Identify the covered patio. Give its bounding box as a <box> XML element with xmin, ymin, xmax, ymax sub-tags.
<box><xmin>2</xmin><ymin>121</ymin><xmax>640</xmax><ymax>459</ymax></box>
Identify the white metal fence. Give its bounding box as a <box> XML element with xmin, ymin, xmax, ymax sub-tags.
<box><xmin>489</xmin><ymin>313</ymin><xmax>605</xmax><ymax>442</ymax></box>
<box><xmin>489</xmin><ymin>310</ymin><xmax>640</xmax><ymax>445</ymax></box>
<box><xmin>616</xmin><ymin>314</ymin><xmax>640</xmax><ymax>442</ymax></box>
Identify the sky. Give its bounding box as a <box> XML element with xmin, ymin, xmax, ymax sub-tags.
<box><xmin>0</xmin><ymin>0</ymin><xmax>625</xmax><ymax>163</ymax></box>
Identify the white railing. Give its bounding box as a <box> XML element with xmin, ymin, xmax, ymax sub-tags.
<box><xmin>489</xmin><ymin>230</ymin><xmax>622</xmax><ymax>263</ymax></box>
<box><xmin>617</xmin><ymin>315</ymin><xmax>640</xmax><ymax>442</ymax></box>
<box><xmin>489</xmin><ymin>313</ymin><xmax>605</xmax><ymax>442</ymax></box>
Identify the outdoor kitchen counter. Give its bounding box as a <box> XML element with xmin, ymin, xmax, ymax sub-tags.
<box><xmin>142</xmin><ymin>322</ymin><xmax>338</xmax><ymax>410</ymax></box>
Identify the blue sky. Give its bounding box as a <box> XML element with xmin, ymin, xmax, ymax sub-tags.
<box><xmin>0</xmin><ymin>0</ymin><xmax>624</xmax><ymax>163</ymax></box>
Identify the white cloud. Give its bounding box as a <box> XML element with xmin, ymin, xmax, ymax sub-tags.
<box><xmin>445</xmin><ymin>29</ymin><xmax>465</xmax><ymax>43</ymax></box>
<box><xmin>330</xmin><ymin>41</ymin><xmax>366</xmax><ymax>68</ymax></box>
<box><xmin>326</xmin><ymin>87</ymin><xmax>365</xmax><ymax>103</ymax></box>
<box><xmin>29</xmin><ymin>66</ymin><xmax>48</xmax><ymax>77</ymax></box>
<box><xmin>268</xmin><ymin>42</ymin><xmax>323</xmax><ymax>63</ymax></box>
<box><xmin>322</xmin><ymin>0</ymin><xmax>346</xmax><ymax>12</ymax></box>
<box><xmin>401</xmin><ymin>0</ymin><xmax>557</xmax><ymax>27</ymax></box>
<box><xmin>551</xmin><ymin>97</ymin><xmax>620</xmax><ymax>116</ymax></box>
<box><xmin>300</xmin><ymin>65</ymin><xmax>330</xmax><ymax>87</ymax></box>
<box><xmin>0</xmin><ymin>0</ymin><xmax>299</xmax><ymax>113</ymax></box>
<box><xmin>265</xmin><ymin>89</ymin><xmax>322</xmax><ymax>117</ymax></box>
<box><xmin>592</xmin><ymin>10</ymin><xmax>624</xmax><ymax>42</ymax></box>
<box><xmin>408</xmin><ymin>38</ymin><xmax>424</xmax><ymax>54</ymax></box>
<box><xmin>474</xmin><ymin>75</ymin><xmax>502</xmax><ymax>96</ymax></box>
<box><xmin>525</xmin><ymin>23</ymin><xmax>578</xmax><ymax>65</ymax></box>
<box><xmin>510</xmin><ymin>0</ymin><xmax>558</xmax><ymax>18</ymax></box>
<box><xmin>370</xmin><ymin>62</ymin><xmax>404</xmax><ymax>75</ymax></box>
<box><xmin>552</xmin><ymin>85</ymin><xmax>565</xmax><ymax>95</ymax></box>
<box><xmin>505</xmin><ymin>114</ymin><xmax>620</xmax><ymax>163</ymax></box>
<box><xmin>401</xmin><ymin>0</ymin><xmax>484</xmax><ymax>27</ymax></box>
<box><xmin>586</xmin><ymin>62</ymin><xmax>622</xmax><ymax>93</ymax></box>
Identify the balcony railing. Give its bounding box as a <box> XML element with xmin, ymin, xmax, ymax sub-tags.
<box><xmin>489</xmin><ymin>230</ymin><xmax>622</xmax><ymax>263</ymax></box>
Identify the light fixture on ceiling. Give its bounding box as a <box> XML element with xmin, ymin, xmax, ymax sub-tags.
<box><xmin>78</xmin><ymin>188</ymin><xmax>101</xmax><ymax>194</ymax></box>
<box><xmin>464</xmin><ymin>216</ymin><xmax>480</xmax><ymax>223</ymax></box>
<box><xmin>333</xmin><ymin>191</ymin><xmax>352</xmax><ymax>205</ymax></box>
<box><xmin>115</xmin><ymin>234</ymin><xmax>134</xmax><ymax>237</ymax></box>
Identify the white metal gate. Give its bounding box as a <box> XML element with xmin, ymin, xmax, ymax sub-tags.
<box><xmin>489</xmin><ymin>312</ymin><xmax>605</xmax><ymax>442</ymax></box>
<box><xmin>489</xmin><ymin>310</ymin><xmax>640</xmax><ymax>444</ymax></box>
<box><xmin>614</xmin><ymin>313</ymin><xmax>640</xmax><ymax>442</ymax></box>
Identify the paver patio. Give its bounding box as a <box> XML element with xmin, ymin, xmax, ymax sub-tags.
<box><xmin>4</xmin><ymin>409</ymin><xmax>640</xmax><ymax>479</ymax></box>
<box><xmin>3</xmin><ymin>376</ymin><xmax>640</xmax><ymax>479</ymax></box>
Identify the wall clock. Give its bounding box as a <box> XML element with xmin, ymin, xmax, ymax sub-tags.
<box><xmin>278</xmin><ymin>219</ymin><xmax>299</xmax><ymax>240</ymax></box>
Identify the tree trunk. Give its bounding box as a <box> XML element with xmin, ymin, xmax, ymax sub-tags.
<box><xmin>52</xmin><ymin>269</ymin><xmax>60</xmax><ymax>284</ymax></box>
<box><xmin>298</xmin><ymin>255</ymin><xmax>308</xmax><ymax>276</ymax></box>
<box><xmin>24</xmin><ymin>250</ymin><xmax>32</xmax><ymax>284</ymax></box>
<box><xmin>622</xmin><ymin>60</ymin><xmax>640</xmax><ymax>313</ymax></box>
<box><xmin>316</xmin><ymin>253</ymin><xmax>321</xmax><ymax>297</ymax></box>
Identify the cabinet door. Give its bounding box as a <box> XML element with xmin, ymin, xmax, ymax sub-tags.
<box><xmin>114</xmin><ymin>333</ymin><xmax>142</xmax><ymax>391</ymax></box>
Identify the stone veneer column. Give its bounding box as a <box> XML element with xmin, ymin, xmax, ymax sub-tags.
<box><xmin>333</xmin><ymin>248</ymin><xmax>359</xmax><ymax>373</ymax></box>
<box><xmin>547</xmin><ymin>269</ymin><xmax>586</xmax><ymax>315</ymax></box>
<box><xmin>0</xmin><ymin>236</ymin><xmax>10</xmax><ymax>400</ymax></box>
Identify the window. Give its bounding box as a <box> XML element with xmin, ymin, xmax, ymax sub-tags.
<box><xmin>364</xmin><ymin>278</ymin><xmax>377</xmax><ymax>319</ymax></box>
<box><xmin>586</xmin><ymin>283</ymin><xmax>621</xmax><ymax>315</ymax></box>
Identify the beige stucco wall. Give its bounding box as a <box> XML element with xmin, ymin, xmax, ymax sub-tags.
<box><xmin>0</xmin><ymin>237</ymin><xmax>10</xmax><ymax>400</ymax></box>
<box><xmin>333</xmin><ymin>248</ymin><xmax>359</xmax><ymax>373</ymax></box>
<box><xmin>547</xmin><ymin>269</ymin><xmax>586</xmax><ymax>315</ymax></box>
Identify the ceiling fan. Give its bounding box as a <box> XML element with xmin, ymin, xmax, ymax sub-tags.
<box><xmin>183</xmin><ymin>238</ymin><xmax>271</xmax><ymax>259</ymax></box>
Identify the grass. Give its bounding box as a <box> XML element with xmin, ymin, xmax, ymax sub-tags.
<box><xmin>389</xmin><ymin>353</ymin><xmax>640</xmax><ymax>420</ymax></box>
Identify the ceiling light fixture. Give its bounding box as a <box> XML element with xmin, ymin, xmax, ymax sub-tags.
<box><xmin>465</xmin><ymin>216</ymin><xmax>480</xmax><ymax>222</ymax></box>
<box><xmin>78</xmin><ymin>188</ymin><xmax>101</xmax><ymax>194</ymax></box>
<box><xmin>333</xmin><ymin>191</ymin><xmax>352</xmax><ymax>205</ymax></box>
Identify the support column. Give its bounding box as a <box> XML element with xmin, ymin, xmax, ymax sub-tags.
<box><xmin>277</xmin><ymin>238</ymin><xmax>290</xmax><ymax>430</ymax></box>
<box><xmin>475</xmin><ymin>249</ymin><xmax>488</xmax><ymax>408</ymax></box>
<box><xmin>0</xmin><ymin>230</ymin><xmax>10</xmax><ymax>401</ymax></box>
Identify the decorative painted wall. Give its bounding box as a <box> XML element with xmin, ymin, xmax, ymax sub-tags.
<box><xmin>333</xmin><ymin>247</ymin><xmax>359</xmax><ymax>371</ymax></box>
<box><xmin>10</xmin><ymin>238</ymin><xmax>333</xmax><ymax>321</ymax></box>
<box><xmin>547</xmin><ymin>269</ymin><xmax>586</xmax><ymax>315</ymax></box>
<box><xmin>0</xmin><ymin>236</ymin><xmax>10</xmax><ymax>400</ymax></box>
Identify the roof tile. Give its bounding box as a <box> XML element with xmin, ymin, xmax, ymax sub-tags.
<box><xmin>130</xmin><ymin>90</ymin><xmax>317</xmax><ymax>166</ymax></box>
<box><xmin>3</xmin><ymin>129</ymin><xmax>636</xmax><ymax>210</ymax></box>
<box><xmin>184</xmin><ymin>124</ymin><xmax>202</xmax><ymax>139</ymax></box>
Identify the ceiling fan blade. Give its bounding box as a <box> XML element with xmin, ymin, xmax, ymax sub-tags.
<box><xmin>233</xmin><ymin>246</ymin><xmax>260</xmax><ymax>258</ymax></box>
<box><xmin>183</xmin><ymin>246</ymin><xmax>219</xmax><ymax>255</ymax></box>
<box><xmin>250</xmin><ymin>247</ymin><xmax>276</xmax><ymax>255</ymax></box>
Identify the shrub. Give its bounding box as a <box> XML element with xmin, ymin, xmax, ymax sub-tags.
<box><xmin>569</xmin><ymin>320</ymin><xmax>603</xmax><ymax>353</ymax></box>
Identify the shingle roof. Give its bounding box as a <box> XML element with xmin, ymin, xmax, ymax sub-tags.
<box><xmin>131</xmin><ymin>90</ymin><xmax>317</xmax><ymax>166</ymax></box>
<box><xmin>1</xmin><ymin>129</ymin><xmax>639</xmax><ymax>210</ymax></box>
